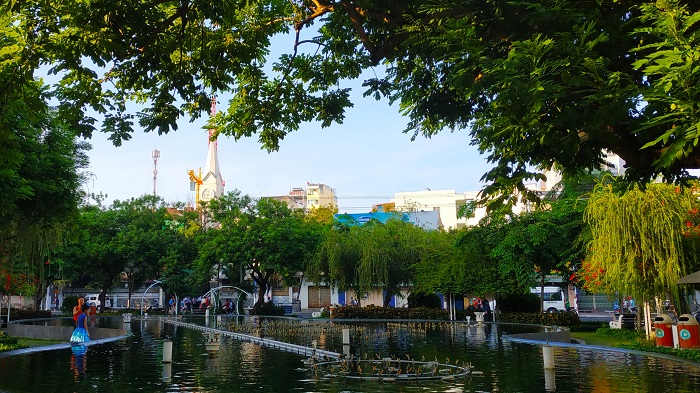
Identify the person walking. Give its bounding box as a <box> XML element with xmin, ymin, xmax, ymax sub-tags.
<box><xmin>70</xmin><ymin>304</ymin><xmax>91</xmax><ymax>343</ymax></box>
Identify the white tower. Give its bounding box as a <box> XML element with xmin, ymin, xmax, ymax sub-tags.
<box><xmin>200</xmin><ymin>96</ymin><xmax>225</xmax><ymax>202</ymax></box>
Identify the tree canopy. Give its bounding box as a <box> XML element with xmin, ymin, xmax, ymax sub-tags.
<box><xmin>4</xmin><ymin>1</ymin><xmax>700</xmax><ymax>207</ymax></box>
<box><xmin>60</xmin><ymin>195</ymin><xmax>190</xmax><ymax>311</ymax></box>
<box><xmin>198</xmin><ymin>192</ymin><xmax>325</xmax><ymax>310</ymax></box>
<box><xmin>581</xmin><ymin>180</ymin><xmax>700</xmax><ymax>306</ymax></box>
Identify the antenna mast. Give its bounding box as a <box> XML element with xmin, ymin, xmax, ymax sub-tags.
<box><xmin>152</xmin><ymin>149</ymin><xmax>160</xmax><ymax>197</ymax></box>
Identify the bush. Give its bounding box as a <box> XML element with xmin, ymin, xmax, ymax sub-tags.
<box><xmin>61</xmin><ymin>295</ymin><xmax>79</xmax><ymax>314</ymax></box>
<box><xmin>569</xmin><ymin>322</ymin><xmax>607</xmax><ymax>332</ymax></box>
<box><xmin>407</xmin><ymin>293</ymin><xmax>442</xmax><ymax>309</ymax></box>
<box><xmin>595</xmin><ymin>327</ymin><xmax>646</xmax><ymax>340</ymax></box>
<box><xmin>498</xmin><ymin>293</ymin><xmax>541</xmax><ymax>313</ymax></box>
<box><xmin>3</xmin><ymin>308</ymin><xmax>52</xmax><ymax>320</ymax></box>
<box><xmin>331</xmin><ymin>305</ymin><xmax>448</xmax><ymax>320</ymax></box>
<box><xmin>0</xmin><ymin>333</ymin><xmax>18</xmax><ymax>345</ymax></box>
<box><xmin>250</xmin><ymin>301</ymin><xmax>284</xmax><ymax>316</ymax></box>
<box><xmin>618</xmin><ymin>340</ymin><xmax>700</xmax><ymax>362</ymax></box>
<box><xmin>0</xmin><ymin>331</ymin><xmax>27</xmax><ymax>353</ymax></box>
<box><xmin>497</xmin><ymin>311</ymin><xmax>580</xmax><ymax>326</ymax></box>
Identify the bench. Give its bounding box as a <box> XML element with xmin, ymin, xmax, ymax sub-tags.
<box><xmin>610</xmin><ymin>313</ymin><xmax>637</xmax><ymax>329</ymax></box>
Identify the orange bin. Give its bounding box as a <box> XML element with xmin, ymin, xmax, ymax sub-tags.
<box><xmin>654</xmin><ymin>314</ymin><xmax>675</xmax><ymax>347</ymax></box>
<box><xmin>677</xmin><ymin>314</ymin><xmax>700</xmax><ymax>349</ymax></box>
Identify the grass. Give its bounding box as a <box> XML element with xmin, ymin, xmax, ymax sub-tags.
<box><xmin>570</xmin><ymin>331</ymin><xmax>636</xmax><ymax>347</ymax></box>
<box><xmin>17</xmin><ymin>337</ymin><xmax>65</xmax><ymax>348</ymax></box>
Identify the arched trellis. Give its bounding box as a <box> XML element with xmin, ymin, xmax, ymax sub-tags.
<box><xmin>140</xmin><ymin>280</ymin><xmax>178</xmax><ymax>317</ymax></box>
<box><xmin>202</xmin><ymin>286</ymin><xmax>253</xmax><ymax>315</ymax></box>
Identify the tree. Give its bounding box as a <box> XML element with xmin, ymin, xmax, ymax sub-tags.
<box><xmin>0</xmin><ymin>92</ymin><xmax>89</xmax><ymax>309</ymax></box>
<box><xmin>311</xmin><ymin>217</ymin><xmax>430</xmax><ymax>307</ymax></box>
<box><xmin>581</xmin><ymin>180</ymin><xmax>700</xmax><ymax>310</ymax></box>
<box><xmin>6</xmin><ymin>1</ymin><xmax>700</xmax><ymax>208</ymax></box>
<box><xmin>307</xmin><ymin>222</ymin><xmax>365</xmax><ymax>304</ymax></box>
<box><xmin>198</xmin><ymin>192</ymin><xmax>323</xmax><ymax>311</ymax></box>
<box><xmin>61</xmin><ymin>195</ymin><xmax>183</xmax><ymax>311</ymax></box>
<box><xmin>416</xmin><ymin>173</ymin><xmax>592</xmax><ymax>311</ymax></box>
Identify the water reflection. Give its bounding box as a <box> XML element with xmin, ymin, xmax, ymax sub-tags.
<box><xmin>1</xmin><ymin>318</ymin><xmax>700</xmax><ymax>393</ymax></box>
<box><xmin>70</xmin><ymin>345</ymin><xmax>87</xmax><ymax>381</ymax></box>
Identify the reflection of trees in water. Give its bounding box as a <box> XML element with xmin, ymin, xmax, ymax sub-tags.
<box><xmin>70</xmin><ymin>345</ymin><xmax>88</xmax><ymax>381</ymax></box>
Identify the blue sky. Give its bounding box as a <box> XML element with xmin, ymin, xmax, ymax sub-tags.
<box><xmin>85</xmin><ymin>87</ymin><xmax>494</xmax><ymax>213</ymax></box>
<box><xmin>80</xmin><ymin>33</ymin><xmax>495</xmax><ymax>213</ymax></box>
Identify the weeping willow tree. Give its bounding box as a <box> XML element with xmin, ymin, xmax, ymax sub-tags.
<box><xmin>309</xmin><ymin>217</ymin><xmax>430</xmax><ymax>307</ymax></box>
<box><xmin>582</xmin><ymin>180</ymin><xmax>700</xmax><ymax>309</ymax></box>
<box><xmin>307</xmin><ymin>224</ymin><xmax>363</xmax><ymax>303</ymax></box>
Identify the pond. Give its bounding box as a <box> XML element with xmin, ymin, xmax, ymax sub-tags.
<box><xmin>1</xmin><ymin>316</ymin><xmax>699</xmax><ymax>392</ymax></box>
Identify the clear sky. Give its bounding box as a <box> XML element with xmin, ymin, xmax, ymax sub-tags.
<box><xmin>85</xmin><ymin>87</ymin><xmax>494</xmax><ymax>213</ymax></box>
<box><xmin>81</xmin><ymin>34</ymin><xmax>496</xmax><ymax>213</ymax></box>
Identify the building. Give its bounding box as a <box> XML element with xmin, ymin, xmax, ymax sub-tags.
<box><xmin>269</xmin><ymin>183</ymin><xmax>338</xmax><ymax>211</ymax></box>
<box><xmin>305</xmin><ymin>182</ymin><xmax>338</xmax><ymax>210</ymax></box>
<box><xmin>334</xmin><ymin>210</ymin><xmax>441</xmax><ymax>230</ymax></box>
<box><xmin>391</xmin><ymin>189</ymin><xmax>481</xmax><ymax>230</ymax></box>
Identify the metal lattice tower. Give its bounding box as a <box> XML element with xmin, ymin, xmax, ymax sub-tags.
<box><xmin>152</xmin><ymin>149</ymin><xmax>160</xmax><ymax>197</ymax></box>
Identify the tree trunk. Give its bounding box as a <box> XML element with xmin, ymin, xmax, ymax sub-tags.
<box><xmin>383</xmin><ymin>289</ymin><xmax>392</xmax><ymax>308</ymax></box>
<box><xmin>256</xmin><ymin>282</ymin><xmax>267</xmax><ymax>308</ymax></box>
<box><xmin>539</xmin><ymin>273</ymin><xmax>546</xmax><ymax>313</ymax></box>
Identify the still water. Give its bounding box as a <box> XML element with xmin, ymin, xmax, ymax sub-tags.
<box><xmin>1</xmin><ymin>316</ymin><xmax>699</xmax><ymax>392</ymax></box>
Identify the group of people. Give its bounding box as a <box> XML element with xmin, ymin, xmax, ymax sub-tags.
<box><xmin>174</xmin><ymin>295</ymin><xmax>235</xmax><ymax>314</ymax></box>
<box><xmin>173</xmin><ymin>295</ymin><xmax>208</xmax><ymax>314</ymax></box>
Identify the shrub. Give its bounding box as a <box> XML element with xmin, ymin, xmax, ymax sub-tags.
<box><xmin>250</xmin><ymin>301</ymin><xmax>284</xmax><ymax>316</ymax></box>
<box><xmin>497</xmin><ymin>311</ymin><xmax>580</xmax><ymax>326</ymax></box>
<box><xmin>595</xmin><ymin>327</ymin><xmax>646</xmax><ymax>340</ymax></box>
<box><xmin>0</xmin><ymin>332</ymin><xmax>27</xmax><ymax>353</ymax></box>
<box><xmin>61</xmin><ymin>295</ymin><xmax>79</xmax><ymax>314</ymax></box>
<box><xmin>407</xmin><ymin>293</ymin><xmax>442</xmax><ymax>309</ymax></box>
<box><xmin>331</xmin><ymin>305</ymin><xmax>448</xmax><ymax>320</ymax></box>
<box><xmin>618</xmin><ymin>340</ymin><xmax>700</xmax><ymax>362</ymax></box>
<box><xmin>4</xmin><ymin>308</ymin><xmax>52</xmax><ymax>320</ymax></box>
<box><xmin>568</xmin><ymin>322</ymin><xmax>607</xmax><ymax>332</ymax></box>
<box><xmin>498</xmin><ymin>293</ymin><xmax>540</xmax><ymax>313</ymax></box>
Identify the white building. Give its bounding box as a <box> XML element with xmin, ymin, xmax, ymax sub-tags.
<box><xmin>391</xmin><ymin>189</ymin><xmax>481</xmax><ymax>230</ymax></box>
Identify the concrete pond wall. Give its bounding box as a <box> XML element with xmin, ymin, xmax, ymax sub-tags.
<box><xmin>7</xmin><ymin>318</ymin><xmax>127</xmax><ymax>341</ymax></box>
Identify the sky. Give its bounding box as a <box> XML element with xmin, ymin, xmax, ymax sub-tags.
<box><xmin>85</xmin><ymin>88</ymin><xmax>495</xmax><ymax>213</ymax></box>
<box><xmin>80</xmin><ymin>34</ymin><xmax>496</xmax><ymax>214</ymax></box>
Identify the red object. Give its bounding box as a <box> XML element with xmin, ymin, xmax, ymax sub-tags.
<box><xmin>678</xmin><ymin>314</ymin><xmax>700</xmax><ymax>349</ymax></box>
<box><xmin>655</xmin><ymin>314</ymin><xmax>675</xmax><ymax>348</ymax></box>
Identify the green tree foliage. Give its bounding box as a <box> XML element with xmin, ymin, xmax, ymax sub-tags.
<box><xmin>416</xmin><ymin>173</ymin><xmax>591</xmax><ymax>307</ymax></box>
<box><xmin>311</xmin><ymin>216</ymin><xmax>446</xmax><ymax>307</ymax></box>
<box><xmin>0</xmin><ymin>11</ymin><xmax>89</xmax><ymax>309</ymax></box>
<box><xmin>198</xmin><ymin>192</ymin><xmax>324</xmax><ymax>310</ymax></box>
<box><xmin>60</xmin><ymin>195</ymin><xmax>189</xmax><ymax>311</ymax></box>
<box><xmin>582</xmin><ymin>181</ymin><xmax>700</xmax><ymax>307</ymax></box>
<box><xmin>5</xmin><ymin>1</ymin><xmax>700</xmax><ymax>208</ymax></box>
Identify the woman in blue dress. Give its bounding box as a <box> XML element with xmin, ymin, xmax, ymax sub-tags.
<box><xmin>70</xmin><ymin>304</ymin><xmax>90</xmax><ymax>343</ymax></box>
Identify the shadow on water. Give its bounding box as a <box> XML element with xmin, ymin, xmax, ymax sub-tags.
<box><xmin>0</xmin><ymin>317</ymin><xmax>699</xmax><ymax>392</ymax></box>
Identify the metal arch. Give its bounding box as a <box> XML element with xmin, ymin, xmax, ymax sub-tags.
<box><xmin>140</xmin><ymin>280</ymin><xmax>178</xmax><ymax>317</ymax></box>
<box><xmin>202</xmin><ymin>286</ymin><xmax>253</xmax><ymax>315</ymax></box>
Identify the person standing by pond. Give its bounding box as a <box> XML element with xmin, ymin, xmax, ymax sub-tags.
<box><xmin>73</xmin><ymin>297</ymin><xmax>87</xmax><ymax>322</ymax></box>
<box><xmin>70</xmin><ymin>304</ymin><xmax>91</xmax><ymax>343</ymax></box>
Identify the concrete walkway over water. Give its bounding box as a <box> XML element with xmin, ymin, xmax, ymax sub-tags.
<box><xmin>161</xmin><ymin>317</ymin><xmax>341</xmax><ymax>360</ymax></box>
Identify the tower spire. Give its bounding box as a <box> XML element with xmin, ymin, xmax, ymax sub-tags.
<box><xmin>204</xmin><ymin>96</ymin><xmax>220</xmax><ymax>177</ymax></box>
